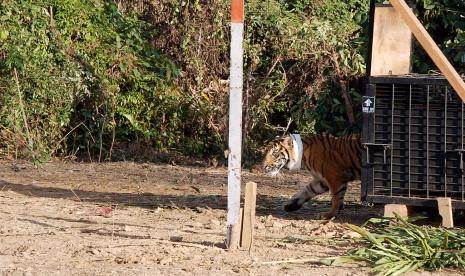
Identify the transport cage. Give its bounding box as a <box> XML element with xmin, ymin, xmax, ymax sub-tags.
<box><xmin>361</xmin><ymin>75</ymin><xmax>465</xmax><ymax>209</ymax></box>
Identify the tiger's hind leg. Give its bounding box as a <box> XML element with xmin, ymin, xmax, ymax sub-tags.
<box><xmin>318</xmin><ymin>182</ymin><xmax>348</xmax><ymax>220</ymax></box>
<box><xmin>284</xmin><ymin>179</ymin><xmax>329</xmax><ymax>212</ymax></box>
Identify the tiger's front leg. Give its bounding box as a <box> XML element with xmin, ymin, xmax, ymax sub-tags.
<box><xmin>284</xmin><ymin>179</ymin><xmax>329</xmax><ymax>212</ymax></box>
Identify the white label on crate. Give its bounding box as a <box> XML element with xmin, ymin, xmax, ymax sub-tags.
<box><xmin>363</xmin><ymin>96</ymin><xmax>375</xmax><ymax>113</ymax></box>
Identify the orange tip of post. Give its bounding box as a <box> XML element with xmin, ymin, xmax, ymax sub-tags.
<box><xmin>231</xmin><ymin>0</ymin><xmax>244</xmax><ymax>23</ymax></box>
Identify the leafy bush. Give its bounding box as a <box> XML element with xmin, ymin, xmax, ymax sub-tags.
<box><xmin>1</xmin><ymin>0</ymin><xmax>462</xmax><ymax>163</ymax></box>
<box><xmin>142</xmin><ymin>0</ymin><xmax>370</xmax><ymax>162</ymax></box>
<box><xmin>0</xmin><ymin>0</ymin><xmax>179</xmax><ymax>162</ymax></box>
<box><xmin>244</xmin><ymin>0</ymin><xmax>368</xmax><ymax>137</ymax></box>
<box><xmin>414</xmin><ymin>0</ymin><xmax>465</xmax><ymax>73</ymax></box>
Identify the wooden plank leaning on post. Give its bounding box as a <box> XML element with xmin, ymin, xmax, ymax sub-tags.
<box><xmin>389</xmin><ymin>0</ymin><xmax>465</xmax><ymax>102</ymax></box>
<box><xmin>240</xmin><ymin>182</ymin><xmax>257</xmax><ymax>250</ymax></box>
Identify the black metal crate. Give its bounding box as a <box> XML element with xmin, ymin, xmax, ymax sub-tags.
<box><xmin>361</xmin><ymin>75</ymin><xmax>465</xmax><ymax>209</ymax></box>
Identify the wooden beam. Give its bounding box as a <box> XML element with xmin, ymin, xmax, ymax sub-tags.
<box><xmin>240</xmin><ymin>182</ymin><xmax>257</xmax><ymax>250</ymax></box>
<box><xmin>390</xmin><ymin>0</ymin><xmax>465</xmax><ymax>102</ymax></box>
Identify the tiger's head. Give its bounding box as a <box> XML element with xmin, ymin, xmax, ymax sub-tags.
<box><xmin>262</xmin><ymin>134</ymin><xmax>303</xmax><ymax>176</ymax></box>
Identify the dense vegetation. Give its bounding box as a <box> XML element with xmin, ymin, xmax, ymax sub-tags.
<box><xmin>0</xmin><ymin>0</ymin><xmax>464</xmax><ymax>163</ymax></box>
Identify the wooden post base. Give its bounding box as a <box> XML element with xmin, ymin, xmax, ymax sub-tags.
<box><xmin>437</xmin><ymin>197</ymin><xmax>454</xmax><ymax>228</ymax></box>
<box><xmin>226</xmin><ymin>223</ymin><xmax>241</xmax><ymax>250</ymax></box>
<box><xmin>384</xmin><ymin>204</ymin><xmax>409</xmax><ymax>218</ymax></box>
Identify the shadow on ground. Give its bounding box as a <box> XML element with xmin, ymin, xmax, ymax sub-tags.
<box><xmin>0</xmin><ymin>180</ymin><xmax>385</xmax><ymax>225</ymax></box>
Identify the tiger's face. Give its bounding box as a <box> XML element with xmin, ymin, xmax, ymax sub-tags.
<box><xmin>262</xmin><ymin>136</ymin><xmax>293</xmax><ymax>176</ymax></box>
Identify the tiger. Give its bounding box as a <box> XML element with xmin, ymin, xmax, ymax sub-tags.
<box><xmin>262</xmin><ymin>133</ymin><xmax>362</xmax><ymax>219</ymax></box>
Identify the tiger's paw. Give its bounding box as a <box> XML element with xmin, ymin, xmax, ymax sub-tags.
<box><xmin>316</xmin><ymin>212</ymin><xmax>336</xmax><ymax>220</ymax></box>
<box><xmin>283</xmin><ymin>199</ymin><xmax>302</xmax><ymax>212</ymax></box>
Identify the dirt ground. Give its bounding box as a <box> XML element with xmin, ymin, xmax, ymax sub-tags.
<box><xmin>0</xmin><ymin>159</ymin><xmax>463</xmax><ymax>276</ymax></box>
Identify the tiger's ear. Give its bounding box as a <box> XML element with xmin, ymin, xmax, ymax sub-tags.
<box><xmin>281</xmin><ymin>136</ymin><xmax>293</xmax><ymax>147</ymax></box>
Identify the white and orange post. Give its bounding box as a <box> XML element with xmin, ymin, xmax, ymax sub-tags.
<box><xmin>226</xmin><ymin>0</ymin><xmax>244</xmax><ymax>250</ymax></box>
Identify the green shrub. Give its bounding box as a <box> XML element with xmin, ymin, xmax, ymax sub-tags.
<box><xmin>0</xmin><ymin>0</ymin><xmax>179</xmax><ymax>162</ymax></box>
<box><xmin>1</xmin><ymin>0</ymin><xmax>462</xmax><ymax>163</ymax></box>
<box><xmin>143</xmin><ymin>0</ymin><xmax>370</xmax><ymax>162</ymax></box>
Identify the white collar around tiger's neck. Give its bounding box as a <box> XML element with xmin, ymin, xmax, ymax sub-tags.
<box><xmin>286</xmin><ymin>134</ymin><xmax>303</xmax><ymax>171</ymax></box>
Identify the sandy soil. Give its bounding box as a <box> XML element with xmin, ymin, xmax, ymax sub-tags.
<box><xmin>0</xmin><ymin>159</ymin><xmax>462</xmax><ymax>275</ymax></box>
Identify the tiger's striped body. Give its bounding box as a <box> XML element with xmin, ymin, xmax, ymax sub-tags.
<box><xmin>262</xmin><ymin>133</ymin><xmax>362</xmax><ymax>219</ymax></box>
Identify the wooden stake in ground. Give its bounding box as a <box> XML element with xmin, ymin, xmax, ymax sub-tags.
<box><xmin>390</xmin><ymin>0</ymin><xmax>465</xmax><ymax>102</ymax></box>
<box><xmin>226</xmin><ymin>0</ymin><xmax>245</xmax><ymax>250</ymax></box>
<box><xmin>240</xmin><ymin>182</ymin><xmax>257</xmax><ymax>250</ymax></box>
